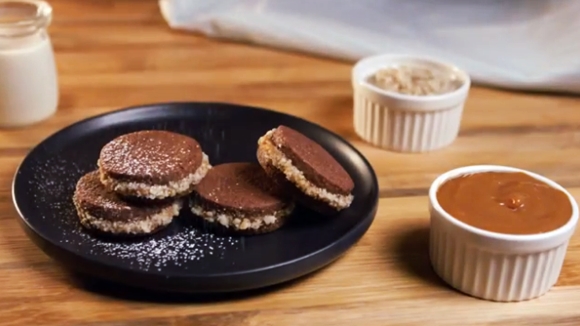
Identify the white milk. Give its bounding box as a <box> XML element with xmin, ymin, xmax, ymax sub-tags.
<box><xmin>0</xmin><ymin>1</ymin><xmax>58</xmax><ymax>128</ymax></box>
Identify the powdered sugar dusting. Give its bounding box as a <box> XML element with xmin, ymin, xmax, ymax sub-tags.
<box><xmin>64</xmin><ymin>223</ymin><xmax>240</xmax><ymax>271</ymax></box>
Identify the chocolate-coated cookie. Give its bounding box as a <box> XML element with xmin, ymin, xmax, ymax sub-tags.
<box><xmin>73</xmin><ymin>171</ymin><xmax>182</xmax><ymax>236</ymax></box>
<box><xmin>257</xmin><ymin>125</ymin><xmax>354</xmax><ymax>215</ymax></box>
<box><xmin>190</xmin><ymin>162</ymin><xmax>294</xmax><ymax>235</ymax></box>
<box><xmin>98</xmin><ymin>130</ymin><xmax>211</xmax><ymax>200</ymax></box>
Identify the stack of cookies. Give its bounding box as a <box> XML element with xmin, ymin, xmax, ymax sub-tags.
<box><xmin>73</xmin><ymin>126</ymin><xmax>355</xmax><ymax>238</ymax></box>
<box><xmin>73</xmin><ymin>130</ymin><xmax>212</xmax><ymax>237</ymax></box>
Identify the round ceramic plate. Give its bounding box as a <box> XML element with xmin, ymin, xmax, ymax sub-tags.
<box><xmin>12</xmin><ymin>102</ymin><xmax>379</xmax><ymax>293</ymax></box>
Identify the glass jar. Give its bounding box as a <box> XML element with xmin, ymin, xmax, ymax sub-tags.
<box><xmin>0</xmin><ymin>0</ymin><xmax>58</xmax><ymax>128</ymax></box>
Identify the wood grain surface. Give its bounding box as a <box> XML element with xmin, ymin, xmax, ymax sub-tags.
<box><xmin>1</xmin><ymin>1</ymin><xmax>580</xmax><ymax>325</ymax></box>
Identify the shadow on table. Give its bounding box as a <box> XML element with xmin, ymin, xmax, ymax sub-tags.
<box><xmin>390</xmin><ymin>224</ymin><xmax>451</xmax><ymax>290</ymax></box>
<box><xmin>66</xmin><ymin>267</ymin><xmax>322</xmax><ymax>304</ymax></box>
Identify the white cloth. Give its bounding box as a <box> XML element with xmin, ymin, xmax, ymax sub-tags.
<box><xmin>160</xmin><ymin>0</ymin><xmax>580</xmax><ymax>94</ymax></box>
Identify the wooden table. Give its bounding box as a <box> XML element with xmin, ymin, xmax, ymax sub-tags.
<box><xmin>1</xmin><ymin>1</ymin><xmax>580</xmax><ymax>325</ymax></box>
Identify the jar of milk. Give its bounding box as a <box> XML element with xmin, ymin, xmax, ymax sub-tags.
<box><xmin>0</xmin><ymin>1</ymin><xmax>58</xmax><ymax>128</ymax></box>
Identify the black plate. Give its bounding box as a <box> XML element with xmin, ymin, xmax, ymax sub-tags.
<box><xmin>12</xmin><ymin>102</ymin><xmax>379</xmax><ymax>293</ymax></box>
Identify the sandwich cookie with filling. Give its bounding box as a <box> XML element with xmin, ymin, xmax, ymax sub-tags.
<box><xmin>98</xmin><ymin>130</ymin><xmax>211</xmax><ymax>200</ymax></box>
<box><xmin>257</xmin><ymin>125</ymin><xmax>354</xmax><ymax>215</ymax></box>
<box><xmin>73</xmin><ymin>171</ymin><xmax>183</xmax><ymax>236</ymax></box>
<box><xmin>190</xmin><ymin>162</ymin><xmax>295</xmax><ymax>235</ymax></box>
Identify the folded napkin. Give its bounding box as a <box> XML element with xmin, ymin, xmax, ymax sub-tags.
<box><xmin>160</xmin><ymin>0</ymin><xmax>580</xmax><ymax>94</ymax></box>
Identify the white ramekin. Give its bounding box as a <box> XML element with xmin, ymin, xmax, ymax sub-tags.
<box><xmin>352</xmin><ymin>54</ymin><xmax>471</xmax><ymax>153</ymax></box>
<box><xmin>429</xmin><ymin>165</ymin><xmax>579</xmax><ymax>302</ymax></box>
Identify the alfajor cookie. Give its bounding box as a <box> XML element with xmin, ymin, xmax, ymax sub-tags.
<box><xmin>73</xmin><ymin>171</ymin><xmax>182</xmax><ymax>236</ymax></box>
<box><xmin>257</xmin><ymin>125</ymin><xmax>354</xmax><ymax>215</ymax></box>
<box><xmin>98</xmin><ymin>130</ymin><xmax>211</xmax><ymax>200</ymax></box>
<box><xmin>190</xmin><ymin>162</ymin><xmax>294</xmax><ymax>235</ymax></box>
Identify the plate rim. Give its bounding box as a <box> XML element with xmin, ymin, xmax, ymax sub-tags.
<box><xmin>11</xmin><ymin>101</ymin><xmax>379</xmax><ymax>287</ymax></box>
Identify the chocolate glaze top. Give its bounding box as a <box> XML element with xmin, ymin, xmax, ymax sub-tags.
<box><xmin>73</xmin><ymin>171</ymin><xmax>174</xmax><ymax>221</ymax></box>
<box><xmin>270</xmin><ymin>125</ymin><xmax>354</xmax><ymax>195</ymax></box>
<box><xmin>98</xmin><ymin>130</ymin><xmax>203</xmax><ymax>184</ymax></box>
<box><xmin>194</xmin><ymin>162</ymin><xmax>290</xmax><ymax>215</ymax></box>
